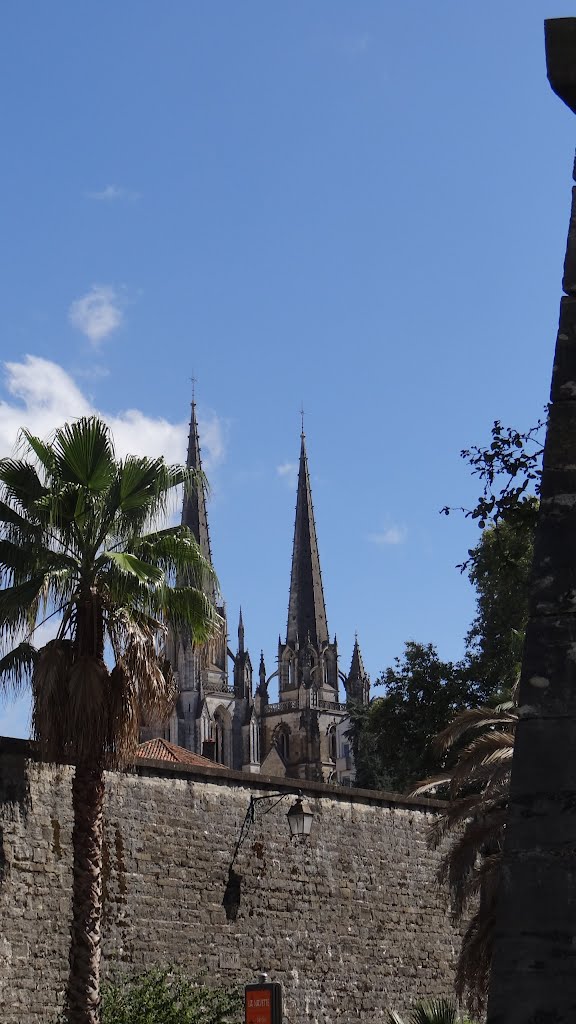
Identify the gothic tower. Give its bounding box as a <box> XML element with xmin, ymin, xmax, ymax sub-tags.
<box><xmin>344</xmin><ymin>635</ymin><xmax>370</xmax><ymax>706</ymax></box>
<box><xmin>260</xmin><ymin>429</ymin><xmax>347</xmax><ymax>781</ymax></box>
<box><xmin>150</xmin><ymin>394</ymin><xmax>258</xmax><ymax>770</ymax></box>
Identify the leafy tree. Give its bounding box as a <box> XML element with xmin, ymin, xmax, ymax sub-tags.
<box><xmin>0</xmin><ymin>417</ymin><xmax>219</xmax><ymax>1024</ymax></box>
<box><xmin>354</xmin><ymin>642</ymin><xmax>475</xmax><ymax>793</ymax></box>
<box><xmin>442</xmin><ymin>417</ymin><xmax>543</xmax><ymax>541</ymax></box>
<box><xmin>463</xmin><ymin>501</ymin><xmax>536</xmax><ymax>700</ymax></box>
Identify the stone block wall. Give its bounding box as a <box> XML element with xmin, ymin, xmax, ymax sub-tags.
<box><xmin>0</xmin><ymin>738</ymin><xmax>459</xmax><ymax>1023</ymax></box>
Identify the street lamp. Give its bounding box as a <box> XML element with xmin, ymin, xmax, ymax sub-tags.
<box><xmin>229</xmin><ymin>791</ymin><xmax>313</xmax><ymax>872</ymax></box>
<box><xmin>286</xmin><ymin>795</ymin><xmax>313</xmax><ymax>841</ymax></box>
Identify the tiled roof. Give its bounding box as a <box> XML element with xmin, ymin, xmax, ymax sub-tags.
<box><xmin>135</xmin><ymin>738</ymin><xmax>224</xmax><ymax>768</ymax></box>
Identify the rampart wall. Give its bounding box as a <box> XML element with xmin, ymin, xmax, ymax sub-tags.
<box><xmin>0</xmin><ymin>737</ymin><xmax>459</xmax><ymax>1023</ymax></box>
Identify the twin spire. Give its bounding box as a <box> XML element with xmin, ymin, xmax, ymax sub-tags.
<box><xmin>183</xmin><ymin>394</ymin><xmax>342</xmax><ymax>662</ymax></box>
<box><xmin>286</xmin><ymin>431</ymin><xmax>329</xmax><ymax>648</ymax></box>
<box><xmin>182</xmin><ymin>397</ymin><xmax>213</xmax><ymax>566</ymax></box>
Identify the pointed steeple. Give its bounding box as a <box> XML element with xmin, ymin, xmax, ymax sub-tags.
<box><xmin>182</xmin><ymin>393</ymin><xmax>213</xmax><ymax>569</ymax></box>
<box><xmin>346</xmin><ymin>634</ymin><xmax>370</xmax><ymax>705</ymax></box>
<box><xmin>349</xmin><ymin>634</ymin><xmax>365</xmax><ymax>681</ymax></box>
<box><xmin>286</xmin><ymin>430</ymin><xmax>329</xmax><ymax>648</ymax></box>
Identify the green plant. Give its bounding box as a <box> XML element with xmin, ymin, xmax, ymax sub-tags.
<box><xmin>100</xmin><ymin>967</ymin><xmax>242</xmax><ymax>1024</ymax></box>
<box><xmin>0</xmin><ymin>416</ymin><xmax>219</xmax><ymax>1022</ymax></box>
<box><xmin>386</xmin><ymin>997</ymin><xmax>476</xmax><ymax>1024</ymax></box>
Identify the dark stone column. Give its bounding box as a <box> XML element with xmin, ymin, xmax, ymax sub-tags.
<box><xmin>487</xmin><ymin>19</ymin><xmax>576</xmax><ymax>1023</ymax></box>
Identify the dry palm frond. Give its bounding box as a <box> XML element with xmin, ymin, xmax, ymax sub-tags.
<box><xmin>67</xmin><ymin>656</ymin><xmax>111</xmax><ymax>763</ymax></box>
<box><xmin>432</xmin><ymin>705</ymin><xmax>517</xmax><ymax>754</ymax></box>
<box><xmin>32</xmin><ymin>639</ymin><xmax>74</xmax><ymax>760</ymax></box>
<box><xmin>409</xmin><ymin>700</ymin><xmax>517</xmax><ymax>1016</ymax></box>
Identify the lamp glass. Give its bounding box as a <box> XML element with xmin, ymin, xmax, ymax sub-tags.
<box><xmin>286</xmin><ymin>796</ymin><xmax>313</xmax><ymax>839</ymax></box>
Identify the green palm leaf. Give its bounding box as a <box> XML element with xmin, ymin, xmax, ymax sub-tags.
<box><xmin>410</xmin><ymin>999</ymin><xmax>458</xmax><ymax>1024</ymax></box>
<box><xmin>103</xmin><ymin>551</ymin><xmax>165</xmax><ymax>584</ymax></box>
<box><xmin>52</xmin><ymin>416</ymin><xmax>116</xmax><ymax>490</ymax></box>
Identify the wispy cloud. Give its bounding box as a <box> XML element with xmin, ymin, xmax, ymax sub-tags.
<box><xmin>368</xmin><ymin>524</ymin><xmax>407</xmax><ymax>546</ymax></box>
<box><xmin>69</xmin><ymin>285</ymin><xmax>123</xmax><ymax>346</ymax></box>
<box><xmin>0</xmin><ymin>355</ymin><xmax>227</xmax><ymax>470</ymax></box>
<box><xmin>277</xmin><ymin>461</ymin><xmax>298</xmax><ymax>488</ymax></box>
<box><xmin>87</xmin><ymin>184</ymin><xmax>140</xmax><ymax>202</ymax></box>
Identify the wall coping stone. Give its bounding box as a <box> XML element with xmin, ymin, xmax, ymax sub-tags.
<box><xmin>0</xmin><ymin>734</ymin><xmax>446</xmax><ymax>811</ymax></box>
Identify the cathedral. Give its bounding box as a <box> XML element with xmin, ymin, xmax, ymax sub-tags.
<box><xmin>146</xmin><ymin>398</ymin><xmax>370</xmax><ymax>782</ymax></box>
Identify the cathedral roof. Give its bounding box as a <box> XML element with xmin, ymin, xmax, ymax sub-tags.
<box><xmin>286</xmin><ymin>432</ymin><xmax>329</xmax><ymax>648</ymax></box>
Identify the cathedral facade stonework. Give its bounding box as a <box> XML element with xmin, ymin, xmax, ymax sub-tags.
<box><xmin>145</xmin><ymin>399</ymin><xmax>370</xmax><ymax>782</ymax></box>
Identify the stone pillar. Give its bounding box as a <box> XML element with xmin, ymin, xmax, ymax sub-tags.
<box><xmin>487</xmin><ymin>19</ymin><xmax>576</xmax><ymax>1023</ymax></box>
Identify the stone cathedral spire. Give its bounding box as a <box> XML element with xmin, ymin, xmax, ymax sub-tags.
<box><xmin>151</xmin><ymin>390</ymin><xmax>257</xmax><ymax>772</ymax></box>
<box><xmin>259</xmin><ymin>427</ymin><xmax>347</xmax><ymax>783</ymax></box>
<box><xmin>286</xmin><ymin>431</ymin><xmax>329</xmax><ymax>648</ymax></box>
<box><xmin>182</xmin><ymin>395</ymin><xmax>214</xmax><ymax>589</ymax></box>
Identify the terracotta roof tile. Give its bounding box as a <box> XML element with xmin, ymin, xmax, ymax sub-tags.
<box><xmin>135</xmin><ymin>738</ymin><xmax>224</xmax><ymax>769</ymax></box>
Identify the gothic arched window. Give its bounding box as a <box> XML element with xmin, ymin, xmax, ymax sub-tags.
<box><xmin>214</xmin><ymin>707</ymin><xmax>231</xmax><ymax>765</ymax></box>
<box><xmin>275</xmin><ymin>725</ymin><xmax>290</xmax><ymax>762</ymax></box>
<box><xmin>328</xmin><ymin>724</ymin><xmax>337</xmax><ymax>761</ymax></box>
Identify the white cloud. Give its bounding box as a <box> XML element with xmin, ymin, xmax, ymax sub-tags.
<box><xmin>87</xmin><ymin>184</ymin><xmax>140</xmax><ymax>202</ymax></box>
<box><xmin>0</xmin><ymin>356</ymin><xmax>226</xmax><ymax>471</ymax></box>
<box><xmin>368</xmin><ymin>524</ymin><xmax>407</xmax><ymax>546</ymax></box>
<box><xmin>277</xmin><ymin>461</ymin><xmax>298</xmax><ymax>488</ymax></box>
<box><xmin>69</xmin><ymin>285</ymin><xmax>123</xmax><ymax>345</ymax></box>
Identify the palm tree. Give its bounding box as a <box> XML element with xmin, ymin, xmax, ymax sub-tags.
<box><xmin>0</xmin><ymin>416</ymin><xmax>219</xmax><ymax>1024</ymax></box>
<box><xmin>386</xmin><ymin>996</ymin><xmax>476</xmax><ymax>1023</ymax></box>
<box><xmin>410</xmin><ymin>701</ymin><xmax>517</xmax><ymax>1016</ymax></box>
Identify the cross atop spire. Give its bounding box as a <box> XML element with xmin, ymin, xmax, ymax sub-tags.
<box><xmin>182</xmin><ymin>388</ymin><xmax>213</xmax><ymax>571</ymax></box>
<box><xmin>286</xmin><ymin>431</ymin><xmax>329</xmax><ymax>648</ymax></box>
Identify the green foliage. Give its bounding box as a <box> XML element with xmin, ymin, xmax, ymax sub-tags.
<box><xmin>464</xmin><ymin>504</ymin><xmax>535</xmax><ymax>698</ymax></box>
<box><xmin>52</xmin><ymin>968</ymin><xmax>242</xmax><ymax>1024</ymax></box>
<box><xmin>441</xmin><ymin>417</ymin><xmax>543</xmax><ymax>538</ymax></box>
<box><xmin>386</xmin><ymin>997</ymin><xmax>477</xmax><ymax>1024</ymax></box>
<box><xmin>100</xmin><ymin>967</ymin><xmax>242</xmax><ymax>1024</ymax></box>
<box><xmin>353</xmin><ymin>642</ymin><xmax>477</xmax><ymax>793</ymax></box>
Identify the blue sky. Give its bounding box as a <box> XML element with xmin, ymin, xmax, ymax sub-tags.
<box><xmin>1</xmin><ymin>2</ymin><xmax>574</xmax><ymax>737</ymax></box>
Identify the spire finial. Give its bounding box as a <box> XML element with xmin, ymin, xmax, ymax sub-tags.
<box><xmin>300</xmin><ymin>403</ymin><xmax>305</xmax><ymax>439</ymax></box>
<box><xmin>191</xmin><ymin>375</ymin><xmax>197</xmax><ymax>405</ymax></box>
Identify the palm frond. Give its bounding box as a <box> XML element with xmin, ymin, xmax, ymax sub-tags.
<box><xmin>0</xmin><ymin>641</ymin><xmax>38</xmax><ymax>693</ymax></box>
<box><xmin>19</xmin><ymin>429</ymin><xmax>57</xmax><ymax>478</ymax></box>
<box><xmin>431</xmin><ymin>705</ymin><xmax>517</xmax><ymax>754</ymax></box>
<box><xmin>51</xmin><ymin>416</ymin><xmax>116</xmax><ymax>491</ymax></box>
<box><xmin>102</xmin><ymin>551</ymin><xmax>165</xmax><ymax>584</ymax></box>
<box><xmin>31</xmin><ymin>640</ymin><xmax>74</xmax><ymax>761</ymax></box>
<box><xmin>0</xmin><ymin>459</ymin><xmax>47</xmax><ymax>514</ymax></box>
<box><xmin>410</xmin><ymin>999</ymin><xmax>457</xmax><ymax>1024</ymax></box>
<box><xmin>0</xmin><ymin>575</ymin><xmax>47</xmax><ymax>635</ymax></box>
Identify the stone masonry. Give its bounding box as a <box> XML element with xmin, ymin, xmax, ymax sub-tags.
<box><xmin>0</xmin><ymin>737</ymin><xmax>460</xmax><ymax>1024</ymax></box>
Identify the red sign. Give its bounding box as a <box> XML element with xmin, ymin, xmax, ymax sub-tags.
<box><xmin>246</xmin><ymin>987</ymin><xmax>272</xmax><ymax>1024</ymax></box>
<box><xmin>245</xmin><ymin>983</ymin><xmax>282</xmax><ymax>1024</ymax></box>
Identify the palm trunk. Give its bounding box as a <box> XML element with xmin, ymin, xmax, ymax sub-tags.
<box><xmin>66</xmin><ymin>761</ymin><xmax>105</xmax><ymax>1024</ymax></box>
